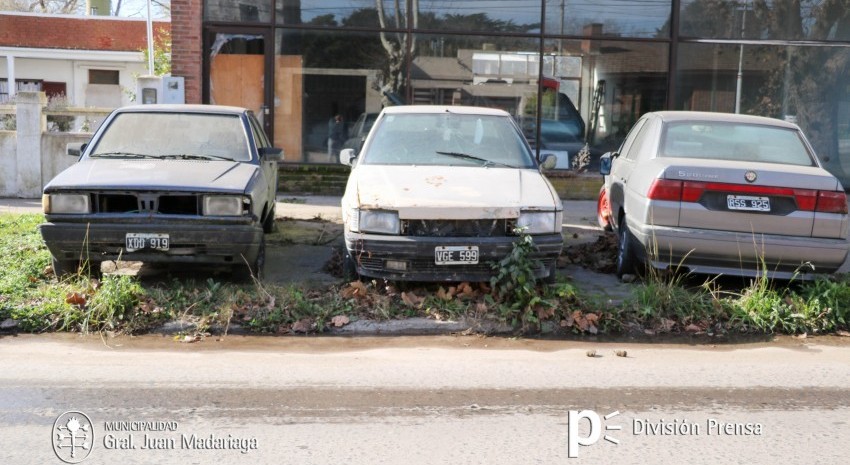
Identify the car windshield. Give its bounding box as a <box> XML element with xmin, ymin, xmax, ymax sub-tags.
<box><xmin>89</xmin><ymin>112</ymin><xmax>251</xmax><ymax>162</ymax></box>
<box><xmin>660</xmin><ymin>121</ymin><xmax>815</xmax><ymax>167</ymax></box>
<box><xmin>361</xmin><ymin>112</ymin><xmax>535</xmax><ymax>168</ymax></box>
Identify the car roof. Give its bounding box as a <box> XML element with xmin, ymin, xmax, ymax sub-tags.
<box><xmin>114</xmin><ymin>104</ymin><xmax>250</xmax><ymax>115</ymax></box>
<box><xmin>380</xmin><ymin>105</ymin><xmax>510</xmax><ymax>117</ymax></box>
<box><xmin>650</xmin><ymin>111</ymin><xmax>799</xmax><ymax>129</ymax></box>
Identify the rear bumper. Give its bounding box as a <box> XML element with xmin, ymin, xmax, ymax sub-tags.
<box><xmin>39</xmin><ymin>221</ymin><xmax>264</xmax><ymax>265</ymax></box>
<box><xmin>345</xmin><ymin>232</ymin><xmax>563</xmax><ymax>282</ymax></box>
<box><xmin>633</xmin><ymin>223</ymin><xmax>849</xmax><ymax>278</ymax></box>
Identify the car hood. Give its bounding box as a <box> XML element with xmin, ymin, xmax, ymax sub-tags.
<box><xmin>44</xmin><ymin>158</ymin><xmax>258</xmax><ymax>193</ymax></box>
<box><xmin>349</xmin><ymin>165</ymin><xmax>560</xmax><ymax>219</ymax></box>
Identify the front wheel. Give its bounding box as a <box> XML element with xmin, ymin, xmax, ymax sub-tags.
<box><xmin>234</xmin><ymin>237</ymin><xmax>265</xmax><ymax>282</ymax></box>
<box><xmin>341</xmin><ymin>247</ymin><xmax>359</xmax><ymax>281</ymax></box>
<box><xmin>615</xmin><ymin>218</ymin><xmax>638</xmax><ymax>279</ymax></box>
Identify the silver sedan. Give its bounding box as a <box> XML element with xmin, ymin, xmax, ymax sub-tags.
<box><xmin>600</xmin><ymin>111</ymin><xmax>849</xmax><ymax>280</ymax></box>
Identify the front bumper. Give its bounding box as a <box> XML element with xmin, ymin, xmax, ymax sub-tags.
<box><xmin>632</xmin><ymin>223</ymin><xmax>850</xmax><ymax>278</ymax></box>
<box><xmin>40</xmin><ymin>219</ymin><xmax>264</xmax><ymax>265</ymax></box>
<box><xmin>345</xmin><ymin>232</ymin><xmax>563</xmax><ymax>282</ymax></box>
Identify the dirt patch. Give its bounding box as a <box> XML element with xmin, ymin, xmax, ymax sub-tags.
<box><xmin>561</xmin><ymin>232</ymin><xmax>618</xmax><ymax>274</ymax></box>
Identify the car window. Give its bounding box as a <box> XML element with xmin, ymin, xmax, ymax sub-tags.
<box><xmin>89</xmin><ymin>112</ymin><xmax>251</xmax><ymax>162</ymax></box>
<box><xmin>625</xmin><ymin>118</ymin><xmax>654</xmax><ymax>160</ymax></box>
<box><xmin>660</xmin><ymin>121</ymin><xmax>815</xmax><ymax>166</ymax></box>
<box><xmin>361</xmin><ymin>113</ymin><xmax>535</xmax><ymax>168</ymax></box>
<box><xmin>618</xmin><ymin>117</ymin><xmax>648</xmax><ymax>158</ymax></box>
<box><xmin>248</xmin><ymin>114</ymin><xmax>269</xmax><ymax>150</ymax></box>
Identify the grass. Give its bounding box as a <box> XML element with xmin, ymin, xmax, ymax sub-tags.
<box><xmin>1</xmin><ymin>212</ymin><xmax>849</xmax><ymax>337</ymax></box>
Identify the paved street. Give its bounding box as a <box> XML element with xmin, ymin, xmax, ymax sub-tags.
<box><xmin>1</xmin><ymin>334</ymin><xmax>849</xmax><ymax>464</ymax></box>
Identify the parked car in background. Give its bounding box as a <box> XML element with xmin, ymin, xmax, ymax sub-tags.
<box><xmin>339</xmin><ymin>105</ymin><xmax>564</xmax><ymax>282</ymax></box>
<box><xmin>600</xmin><ymin>111</ymin><xmax>849</xmax><ymax>280</ymax></box>
<box><xmin>40</xmin><ymin>105</ymin><xmax>282</xmax><ymax>279</ymax></box>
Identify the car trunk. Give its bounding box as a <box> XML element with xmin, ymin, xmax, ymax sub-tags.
<box><xmin>658</xmin><ymin>159</ymin><xmax>846</xmax><ymax>239</ymax></box>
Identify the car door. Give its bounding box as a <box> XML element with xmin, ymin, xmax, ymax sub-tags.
<box><xmin>609</xmin><ymin>116</ymin><xmax>650</xmax><ymax>228</ymax></box>
<box><xmin>248</xmin><ymin>113</ymin><xmax>278</xmax><ymax>200</ymax></box>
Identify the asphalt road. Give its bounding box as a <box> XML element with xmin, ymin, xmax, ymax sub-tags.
<box><xmin>2</xmin><ymin>334</ymin><xmax>849</xmax><ymax>464</ymax></box>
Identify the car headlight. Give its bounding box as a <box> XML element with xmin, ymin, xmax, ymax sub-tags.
<box><xmin>203</xmin><ymin>195</ymin><xmax>247</xmax><ymax>216</ymax></box>
<box><xmin>358</xmin><ymin>210</ymin><xmax>400</xmax><ymax>234</ymax></box>
<box><xmin>43</xmin><ymin>193</ymin><xmax>90</xmax><ymax>214</ymax></box>
<box><xmin>517</xmin><ymin>211</ymin><xmax>562</xmax><ymax>234</ymax></box>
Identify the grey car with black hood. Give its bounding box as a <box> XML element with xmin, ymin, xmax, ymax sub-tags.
<box><xmin>39</xmin><ymin>104</ymin><xmax>282</xmax><ymax>279</ymax></box>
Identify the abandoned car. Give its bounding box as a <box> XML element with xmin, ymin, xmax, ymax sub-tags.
<box><xmin>339</xmin><ymin>105</ymin><xmax>564</xmax><ymax>282</ymax></box>
<box><xmin>600</xmin><ymin>111</ymin><xmax>849</xmax><ymax>280</ymax></box>
<box><xmin>39</xmin><ymin>104</ymin><xmax>281</xmax><ymax>279</ymax></box>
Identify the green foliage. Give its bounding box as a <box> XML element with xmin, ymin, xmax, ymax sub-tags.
<box><xmin>83</xmin><ymin>275</ymin><xmax>144</xmax><ymax>333</ymax></box>
<box><xmin>141</xmin><ymin>28</ymin><xmax>171</xmax><ymax>76</ymax></box>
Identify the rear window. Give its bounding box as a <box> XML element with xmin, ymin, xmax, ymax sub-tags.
<box><xmin>660</xmin><ymin>121</ymin><xmax>815</xmax><ymax>167</ymax></box>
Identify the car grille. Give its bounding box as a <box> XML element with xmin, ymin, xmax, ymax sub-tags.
<box><xmin>401</xmin><ymin>219</ymin><xmax>516</xmax><ymax>237</ymax></box>
<box><xmin>94</xmin><ymin>193</ymin><xmax>201</xmax><ymax>215</ymax></box>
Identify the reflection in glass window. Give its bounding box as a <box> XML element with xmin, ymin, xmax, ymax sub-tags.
<box><xmin>545</xmin><ymin>0</ymin><xmax>672</xmax><ymax>38</ymax></box>
<box><xmin>279</xmin><ymin>0</ymin><xmax>408</xmax><ymax>28</ymax></box>
<box><xmin>679</xmin><ymin>0</ymin><xmax>850</xmax><ymax>42</ymax></box>
<box><xmin>418</xmin><ymin>0</ymin><xmax>541</xmax><ymax>33</ymax></box>
<box><xmin>274</xmin><ymin>30</ymin><xmax>393</xmax><ymax>163</ymax></box>
<box><xmin>676</xmin><ymin>42</ymin><xmax>850</xmax><ymax>187</ymax></box>
<box><xmin>205</xmin><ymin>0</ymin><xmax>272</xmax><ymax>22</ymax></box>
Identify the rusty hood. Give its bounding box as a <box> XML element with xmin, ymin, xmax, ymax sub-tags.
<box><xmin>350</xmin><ymin>165</ymin><xmax>560</xmax><ymax>219</ymax></box>
<box><xmin>44</xmin><ymin>158</ymin><xmax>258</xmax><ymax>193</ymax></box>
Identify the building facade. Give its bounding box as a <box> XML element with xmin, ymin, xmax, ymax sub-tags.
<box><xmin>171</xmin><ymin>1</ymin><xmax>850</xmax><ymax>188</ymax></box>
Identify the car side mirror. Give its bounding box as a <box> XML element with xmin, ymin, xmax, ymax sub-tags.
<box><xmin>539</xmin><ymin>153</ymin><xmax>557</xmax><ymax>171</ymax></box>
<box><xmin>599</xmin><ymin>152</ymin><xmax>617</xmax><ymax>176</ymax></box>
<box><xmin>259</xmin><ymin>147</ymin><xmax>283</xmax><ymax>160</ymax></box>
<box><xmin>67</xmin><ymin>142</ymin><xmax>86</xmax><ymax>157</ymax></box>
<box><xmin>339</xmin><ymin>148</ymin><xmax>357</xmax><ymax>166</ymax></box>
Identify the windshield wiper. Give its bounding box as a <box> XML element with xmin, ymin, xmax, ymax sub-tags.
<box><xmin>435</xmin><ymin>151</ymin><xmax>515</xmax><ymax>168</ymax></box>
<box><xmin>160</xmin><ymin>154</ymin><xmax>234</xmax><ymax>161</ymax></box>
<box><xmin>90</xmin><ymin>152</ymin><xmax>159</xmax><ymax>159</ymax></box>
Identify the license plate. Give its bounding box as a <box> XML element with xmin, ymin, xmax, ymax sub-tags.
<box><xmin>435</xmin><ymin>246</ymin><xmax>479</xmax><ymax>265</ymax></box>
<box><xmin>125</xmin><ymin>233</ymin><xmax>170</xmax><ymax>252</ymax></box>
<box><xmin>727</xmin><ymin>195</ymin><xmax>771</xmax><ymax>212</ymax></box>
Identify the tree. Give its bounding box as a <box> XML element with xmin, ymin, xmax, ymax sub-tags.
<box><xmin>375</xmin><ymin>0</ymin><xmax>418</xmax><ymax>105</ymax></box>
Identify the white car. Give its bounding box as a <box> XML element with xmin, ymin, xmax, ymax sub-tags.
<box><xmin>339</xmin><ymin>105</ymin><xmax>564</xmax><ymax>282</ymax></box>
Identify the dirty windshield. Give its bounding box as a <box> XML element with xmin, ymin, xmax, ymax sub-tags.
<box><xmin>89</xmin><ymin>112</ymin><xmax>251</xmax><ymax>162</ymax></box>
<box><xmin>362</xmin><ymin>113</ymin><xmax>535</xmax><ymax>168</ymax></box>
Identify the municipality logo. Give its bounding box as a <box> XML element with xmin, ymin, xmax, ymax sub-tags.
<box><xmin>568</xmin><ymin>410</ymin><xmax>622</xmax><ymax>458</ymax></box>
<box><xmin>52</xmin><ymin>411</ymin><xmax>94</xmax><ymax>463</ymax></box>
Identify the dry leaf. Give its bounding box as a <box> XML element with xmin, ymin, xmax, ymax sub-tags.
<box><xmin>836</xmin><ymin>330</ymin><xmax>850</xmax><ymax>337</ymax></box>
<box><xmin>586</xmin><ymin>349</ymin><xmax>597</xmax><ymax>357</ymax></box>
<box><xmin>401</xmin><ymin>291</ymin><xmax>424</xmax><ymax>308</ymax></box>
<box><xmin>331</xmin><ymin>315</ymin><xmax>350</xmax><ymax>327</ymax></box>
<box><xmin>585</xmin><ymin>313</ymin><xmax>599</xmax><ymax>323</ymax></box>
<box><xmin>65</xmin><ymin>292</ymin><xmax>87</xmax><ymax>306</ymax></box>
<box><xmin>436</xmin><ymin>287</ymin><xmax>450</xmax><ymax>302</ymax></box>
<box><xmin>615</xmin><ymin>350</ymin><xmax>628</xmax><ymax>357</ymax></box>
<box><xmin>685</xmin><ymin>324</ymin><xmax>701</xmax><ymax>333</ymax></box>
<box><xmin>536</xmin><ymin>305</ymin><xmax>556</xmax><ymax>320</ymax></box>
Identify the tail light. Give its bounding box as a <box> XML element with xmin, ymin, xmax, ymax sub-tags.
<box><xmin>815</xmin><ymin>191</ymin><xmax>849</xmax><ymax>214</ymax></box>
<box><xmin>647</xmin><ymin>179</ymin><xmax>683</xmax><ymax>201</ymax></box>
<box><xmin>648</xmin><ymin>179</ymin><xmax>847</xmax><ymax>214</ymax></box>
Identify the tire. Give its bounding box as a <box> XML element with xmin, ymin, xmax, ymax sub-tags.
<box><xmin>615</xmin><ymin>217</ymin><xmax>638</xmax><ymax>279</ymax></box>
<box><xmin>342</xmin><ymin>247</ymin><xmax>359</xmax><ymax>281</ymax></box>
<box><xmin>234</xmin><ymin>237</ymin><xmax>265</xmax><ymax>282</ymax></box>
<box><xmin>542</xmin><ymin>262</ymin><xmax>557</xmax><ymax>284</ymax></box>
<box><xmin>597</xmin><ymin>186</ymin><xmax>612</xmax><ymax>231</ymax></box>
<box><xmin>262</xmin><ymin>205</ymin><xmax>276</xmax><ymax>234</ymax></box>
<box><xmin>51</xmin><ymin>257</ymin><xmax>78</xmax><ymax>278</ymax></box>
